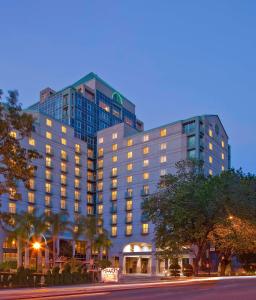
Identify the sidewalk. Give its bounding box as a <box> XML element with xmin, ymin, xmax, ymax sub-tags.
<box><xmin>1</xmin><ymin>276</ymin><xmax>256</xmax><ymax>300</ymax></box>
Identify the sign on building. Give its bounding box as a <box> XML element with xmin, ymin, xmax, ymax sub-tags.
<box><xmin>101</xmin><ymin>268</ymin><xmax>119</xmax><ymax>283</ymax></box>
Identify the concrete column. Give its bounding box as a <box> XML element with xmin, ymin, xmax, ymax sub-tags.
<box><xmin>121</xmin><ymin>255</ymin><xmax>125</xmax><ymax>274</ymax></box>
<box><xmin>151</xmin><ymin>251</ymin><xmax>157</xmax><ymax>275</ymax></box>
<box><xmin>137</xmin><ymin>257</ymin><xmax>141</xmax><ymax>273</ymax></box>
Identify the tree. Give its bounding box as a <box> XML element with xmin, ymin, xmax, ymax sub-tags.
<box><xmin>0</xmin><ymin>90</ymin><xmax>40</xmax><ymax>200</ymax></box>
<box><xmin>46</xmin><ymin>212</ymin><xmax>70</xmax><ymax>264</ymax></box>
<box><xmin>95</xmin><ymin>229</ymin><xmax>112</xmax><ymax>260</ymax></box>
<box><xmin>142</xmin><ymin>160</ymin><xmax>256</xmax><ymax>275</ymax></box>
<box><xmin>70</xmin><ymin>215</ymin><xmax>86</xmax><ymax>258</ymax></box>
<box><xmin>84</xmin><ymin>216</ymin><xmax>98</xmax><ymax>259</ymax></box>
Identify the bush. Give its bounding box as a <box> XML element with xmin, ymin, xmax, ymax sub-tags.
<box><xmin>52</xmin><ymin>266</ymin><xmax>60</xmax><ymax>285</ymax></box>
<box><xmin>96</xmin><ymin>259</ymin><xmax>112</xmax><ymax>269</ymax></box>
<box><xmin>183</xmin><ymin>264</ymin><xmax>193</xmax><ymax>277</ymax></box>
<box><xmin>0</xmin><ymin>261</ymin><xmax>17</xmax><ymax>271</ymax></box>
<box><xmin>169</xmin><ymin>263</ymin><xmax>181</xmax><ymax>277</ymax></box>
<box><xmin>243</xmin><ymin>264</ymin><xmax>256</xmax><ymax>275</ymax></box>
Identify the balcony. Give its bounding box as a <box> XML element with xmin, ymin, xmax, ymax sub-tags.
<box><xmin>110</xmin><ymin>219</ymin><xmax>117</xmax><ymax>225</ymax></box>
<box><xmin>125</xmin><ymin>217</ymin><xmax>133</xmax><ymax>224</ymax></box>
<box><xmin>61</xmin><ymin>167</ymin><xmax>68</xmax><ymax>174</ymax></box>
<box><xmin>75</xmin><ymin>172</ymin><xmax>82</xmax><ymax>178</ymax></box>
<box><xmin>61</xmin><ymin>181</ymin><xmax>67</xmax><ymax>186</ymax></box>
<box><xmin>45</xmin><ymin>149</ymin><xmax>54</xmax><ymax>156</ymax></box>
<box><xmin>75</xmin><ymin>196</ymin><xmax>81</xmax><ymax>202</ymax></box>
<box><xmin>110</xmin><ymin>171</ymin><xmax>118</xmax><ymax>178</ymax></box>
<box><xmin>75</xmin><ymin>161</ymin><xmax>81</xmax><ymax>167</ymax></box>
<box><xmin>125</xmin><ymin>191</ymin><xmax>133</xmax><ymax>199</ymax></box>
<box><xmin>45</xmin><ymin>163</ymin><xmax>53</xmax><ymax>169</ymax></box>
<box><xmin>125</xmin><ymin>205</ymin><xmax>132</xmax><ymax>211</ymax></box>
<box><xmin>110</xmin><ymin>183</ymin><xmax>118</xmax><ymax>190</ymax></box>
<box><xmin>45</xmin><ymin>175</ymin><xmax>52</xmax><ymax>181</ymax></box>
<box><xmin>75</xmin><ymin>184</ymin><xmax>81</xmax><ymax>190</ymax></box>
<box><xmin>61</xmin><ymin>155</ymin><xmax>68</xmax><ymax>162</ymax></box>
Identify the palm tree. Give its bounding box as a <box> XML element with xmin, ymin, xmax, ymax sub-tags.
<box><xmin>84</xmin><ymin>215</ymin><xmax>98</xmax><ymax>260</ymax></box>
<box><xmin>70</xmin><ymin>215</ymin><xmax>86</xmax><ymax>258</ymax></box>
<box><xmin>46</xmin><ymin>211</ymin><xmax>70</xmax><ymax>264</ymax></box>
<box><xmin>95</xmin><ymin>229</ymin><xmax>112</xmax><ymax>260</ymax></box>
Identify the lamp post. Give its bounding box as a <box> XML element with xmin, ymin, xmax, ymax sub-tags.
<box><xmin>32</xmin><ymin>242</ymin><xmax>41</xmax><ymax>272</ymax></box>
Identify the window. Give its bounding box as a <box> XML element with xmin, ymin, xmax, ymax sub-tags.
<box><xmin>160</xmin><ymin>156</ymin><xmax>167</xmax><ymax>163</ymax></box>
<box><xmin>183</xmin><ymin>121</ymin><xmax>195</xmax><ymax>134</ymax></box>
<box><xmin>98</xmin><ymin>205</ymin><xmax>103</xmax><ymax>214</ymax></box>
<box><xmin>45</xmin><ymin>157</ymin><xmax>52</xmax><ymax>168</ymax></box>
<box><xmin>99</xmin><ymin>137</ymin><xmax>104</xmax><ymax>144</ymax></box>
<box><xmin>29</xmin><ymin>138</ymin><xmax>35</xmax><ymax>146</ymax></box>
<box><xmin>28</xmin><ymin>205</ymin><xmax>34</xmax><ymax>214</ymax></box>
<box><xmin>98</xmin><ymin>159</ymin><xmax>103</xmax><ymax>168</ymax></box>
<box><xmin>222</xmin><ymin>165</ymin><xmax>225</xmax><ymax>171</ymax></box>
<box><xmin>9</xmin><ymin>131</ymin><xmax>17</xmax><ymax>139</ymax></box>
<box><xmin>221</xmin><ymin>140</ymin><xmax>225</xmax><ymax>148</ymax></box>
<box><xmin>9</xmin><ymin>202</ymin><xmax>16</xmax><ymax>214</ymax></box>
<box><xmin>143</xmin><ymin>134</ymin><xmax>149</xmax><ymax>142</ymax></box>
<box><xmin>160</xmin><ymin>169</ymin><xmax>167</xmax><ymax>176</ymax></box>
<box><xmin>143</xmin><ymin>185</ymin><xmax>149</xmax><ymax>195</ymax></box>
<box><xmin>61</xmin><ymin>162</ymin><xmax>67</xmax><ymax>172</ymax></box>
<box><xmin>112</xmin><ymin>167</ymin><xmax>118</xmax><ymax>176</ymax></box>
<box><xmin>46</xmin><ymin>131</ymin><xmax>52</xmax><ymax>139</ymax></box>
<box><xmin>61</xmin><ymin>138</ymin><xmax>67</xmax><ymax>145</ymax></box>
<box><xmin>61</xmin><ymin>174</ymin><xmax>67</xmax><ymax>185</ymax></box>
<box><xmin>45</xmin><ymin>182</ymin><xmax>51</xmax><ymax>193</ymax></box>
<box><xmin>61</xmin><ymin>186</ymin><xmax>66</xmax><ymax>197</ymax></box>
<box><xmin>28</xmin><ymin>178</ymin><xmax>35</xmax><ymax>189</ymax></box>
<box><xmin>142</xmin><ymin>223</ymin><xmax>149</xmax><ymax>234</ymax></box>
<box><xmin>45</xmin><ymin>169</ymin><xmax>51</xmax><ymax>180</ymax></box>
<box><xmin>126</xmin><ymin>225</ymin><xmax>133</xmax><ymax>236</ymax></box>
<box><xmin>112</xmin><ymin>155</ymin><xmax>118</xmax><ymax>162</ymax></box>
<box><xmin>46</xmin><ymin>119</ymin><xmax>52</xmax><ymax>127</ymax></box>
<box><xmin>75</xmin><ymin>167</ymin><xmax>81</xmax><ymax>177</ymax></box>
<box><xmin>45</xmin><ymin>144</ymin><xmax>52</xmax><ymax>155</ymax></box>
<box><xmin>74</xmin><ymin>202</ymin><xmax>79</xmax><ymax>212</ymax></box>
<box><xmin>126</xmin><ymin>212</ymin><xmax>133</xmax><ymax>223</ymax></box>
<box><xmin>222</xmin><ymin>153</ymin><xmax>225</xmax><ymax>160</ymax></box>
<box><xmin>160</xmin><ymin>143</ymin><xmax>167</xmax><ymax>150</ymax></box>
<box><xmin>99</xmin><ymin>101</ymin><xmax>110</xmax><ymax>112</ymax></box>
<box><xmin>127</xmin><ymin>151</ymin><xmax>133</xmax><ymax>159</ymax></box>
<box><xmin>188</xmin><ymin>136</ymin><xmax>196</xmax><ymax>148</ymax></box>
<box><xmin>28</xmin><ymin>192</ymin><xmax>35</xmax><ymax>203</ymax></box>
<box><xmin>111</xmin><ymin>226</ymin><xmax>117</xmax><ymax>237</ymax></box>
<box><xmin>61</xmin><ymin>199</ymin><xmax>66</xmax><ymax>210</ymax></box>
<box><xmin>188</xmin><ymin>149</ymin><xmax>196</xmax><ymax>159</ymax></box>
<box><xmin>127</xmin><ymin>163</ymin><xmax>133</xmax><ymax>171</ymax></box>
<box><xmin>143</xmin><ymin>146</ymin><xmax>149</xmax><ymax>155</ymax></box>
<box><xmin>75</xmin><ymin>144</ymin><xmax>81</xmax><ymax>153</ymax></box>
<box><xmin>209</xmin><ymin>129</ymin><xmax>213</xmax><ymax>137</ymax></box>
<box><xmin>111</xmin><ymin>214</ymin><xmax>117</xmax><ymax>224</ymax></box>
<box><xmin>127</xmin><ymin>139</ymin><xmax>133</xmax><ymax>147</ymax></box>
<box><xmin>209</xmin><ymin>156</ymin><xmax>213</xmax><ymax>164</ymax></box>
<box><xmin>111</xmin><ymin>190</ymin><xmax>117</xmax><ymax>201</ymax></box>
<box><xmin>112</xmin><ymin>132</ymin><xmax>117</xmax><ymax>139</ymax></box>
<box><xmin>143</xmin><ymin>172</ymin><xmax>149</xmax><ymax>180</ymax></box>
<box><xmin>45</xmin><ymin>195</ymin><xmax>51</xmax><ymax>206</ymax></box>
<box><xmin>87</xmin><ymin>206</ymin><xmax>93</xmax><ymax>215</ymax></box>
<box><xmin>61</xmin><ymin>126</ymin><xmax>67</xmax><ymax>133</ymax></box>
<box><xmin>160</xmin><ymin>128</ymin><xmax>167</xmax><ymax>137</ymax></box>
<box><xmin>98</xmin><ymin>181</ymin><xmax>104</xmax><ymax>191</ymax></box>
<box><xmin>143</xmin><ymin>159</ymin><xmax>149</xmax><ymax>167</ymax></box>
<box><xmin>209</xmin><ymin>169</ymin><xmax>213</xmax><ymax>176</ymax></box>
<box><xmin>126</xmin><ymin>200</ymin><xmax>133</xmax><ymax>210</ymax></box>
<box><xmin>127</xmin><ymin>176</ymin><xmax>133</xmax><ymax>183</ymax></box>
<box><xmin>112</xmin><ymin>144</ymin><xmax>118</xmax><ymax>151</ymax></box>
<box><xmin>209</xmin><ymin>142</ymin><xmax>213</xmax><ymax>150</ymax></box>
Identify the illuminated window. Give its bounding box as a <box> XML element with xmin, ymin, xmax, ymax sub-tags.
<box><xmin>127</xmin><ymin>139</ymin><xmax>133</xmax><ymax>147</ymax></box>
<box><xmin>45</xmin><ymin>182</ymin><xmax>51</xmax><ymax>193</ymax></box>
<box><xmin>143</xmin><ymin>159</ymin><xmax>149</xmax><ymax>167</ymax></box>
<box><xmin>28</xmin><ymin>178</ymin><xmax>35</xmax><ymax>189</ymax></box>
<box><xmin>61</xmin><ymin>186</ymin><xmax>66</xmax><ymax>197</ymax></box>
<box><xmin>209</xmin><ymin>129</ymin><xmax>213</xmax><ymax>137</ymax></box>
<box><xmin>99</xmin><ymin>137</ymin><xmax>104</xmax><ymax>144</ymax></box>
<box><xmin>45</xmin><ymin>169</ymin><xmax>51</xmax><ymax>180</ymax></box>
<box><xmin>126</xmin><ymin>200</ymin><xmax>133</xmax><ymax>210</ymax></box>
<box><xmin>45</xmin><ymin>144</ymin><xmax>52</xmax><ymax>155</ymax></box>
<box><xmin>112</xmin><ymin>167</ymin><xmax>118</xmax><ymax>176</ymax></box>
<box><xmin>61</xmin><ymin>162</ymin><xmax>67</xmax><ymax>172</ymax></box>
<box><xmin>87</xmin><ymin>194</ymin><xmax>93</xmax><ymax>204</ymax></box>
<box><xmin>209</xmin><ymin>169</ymin><xmax>213</xmax><ymax>176</ymax></box>
<box><xmin>222</xmin><ymin>153</ymin><xmax>225</xmax><ymax>160</ymax></box>
<box><xmin>87</xmin><ymin>206</ymin><xmax>93</xmax><ymax>215</ymax></box>
<box><xmin>111</xmin><ymin>214</ymin><xmax>117</xmax><ymax>224</ymax></box>
<box><xmin>28</xmin><ymin>205</ymin><xmax>34</xmax><ymax>214</ymax></box>
<box><xmin>126</xmin><ymin>224</ymin><xmax>133</xmax><ymax>236</ymax></box>
<box><xmin>209</xmin><ymin>143</ymin><xmax>213</xmax><ymax>150</ymax></box>
<box><xmin>97</xmin><ymin>170</ymin><xmax>103</xmax><ymax>180</ymax></box>
<box><xmin>61</xmin><ymin>199</ymin><xmax>66</xmax><ymax>210</ymax></box>
<box><xmin>28</xmin><ymin>192</ymin><xmax>35</xmax><ymax>203</ymax></box>
<box><xmin>29</xmin><ymin>138</ymin><xmax>35</xmax><ymax>146</ymax></box>
<box><xmin>143</xmin><ymin>146</ymin><xmax>149</xmax><ymax>155</ymax></box>
<box><xmin>112</xmin><ymin>144</ymin><xmax>118</xmax><ymax>151</ymax></box>
<box><xmin>112</xmin><ymin>132</ymin><xmax>118</xmax><ymax>139</ymax></box>
<box><xmin>98</xmin><ymin>204</ymin><xmax>103</xmax><ymax>214</ymax></box>
<box><xmin>60</xmin><ymin>150</ymin><xmax>67</xmax><ymax>161</ymax></box>
<box><xmin>74</xmin><ymin>178</ymin><xmax>80</xmax><ymax>189</ymax></box>
<box><xmin>46</xmin><ymin>131</ymin><xmax>52</xmax><ymax>139</ymax></box>
<box><xmin>160</xmin><ymin>169</ymin><xmax>167</xmax><ymax>176</ymax></box>
<box><xmin>221</xmin><ymin>140</ymin><xmax>225</xmax><ymax>148</ymax></box>
<box><xmin>61</xmin><ymin>138</ymin><xmax>67</xmax><ymax>145</ymax></box>
<box><xmin>160</xmin><ymin>128</ymin><xmax>167</xmax><ymax>137</ymax></box>
<box><xmin>75</xmin><ymin>190</ymin><xmax>81</xmax><ymax>201</ymax></box>
<box><xmin>9</xmin><ymin>131</ymin><xmax>17</xmax><ymax>139</ymax></box>
<box><xmin>127</xmin><ymin>163</ymin><xmax>133</xmax><ymax>171</ymax></box>
<box><xmin>99</xmin><ymin>101</ymin><xmax>110</xmax><ymax>112</ymax></box>
<box><xmin>45</xmin><ymin>195</ymin><xmax>51</xmax><ymax>206</ymax></box>
<box><xmin>98</xmin><ymin>181</ymin><xmax>103</xmax><ymax>191</ymax></box>
<box><xmin>98</xmin><ymin>148</ymin><xmax>104</xmax><ymax>156</ymax></box>
<box><xmin>143</xmin><ymin>172</ymin><xmax>149</xmax><ymax>180</ymax></box>
<box><xmin>45</xmin><ymin>156</ymin><xmax>52</xmax><ymax>168</ymax></box>
<box><xmin>111</xmin><ymin>226</ymin><xmax>117</xmax><ymax>237</ymax></box>
<box><xmin>111</xmin><ymin>178</ymin><xmax>117</xmax><ymax>188</ymax></box>
<box><xmin>126</xmin><ymin>212</ymin><xmax>133</xmax><ymax>223</ymax></box>
<box><xmin>61</xmin><ymin>126</ymin><xmax>67</xmax><ymax>133</ymax></box>
<box><xmin>160</xmin><ymin>143</ymin><xmax>167</xmax><ymax>150</ymax></box>
<box><xmin>209</xmin><ymin>156</ymin><xmax>213</xmax><ymax>164</ymax></box>
<box><xmin>142</xmin><ymin>223</ymin><xmax>149</xmax><ymax>234</ymax></box>
<box><xmin>9</xmin><ymin>187</ymin><xmax>17</xmax><ymax>200</ymax></box>
<box><xmin>222</xmin><ymin>165</ymin><xmax>225</xmax><ymax>171</ymax></box>
<box><xmin>111</xmin><ymin>190</ymin><xmax>117</xmax><ymax>201</ymax></box>
<box><xmin>75</xmin><ymin>167</ymin><xmax>81</xmax><ymax>177</ymax></box>
<box><xmin>46</xmin><ymin>118</ymin><xmax>52</xmax><ymax>127</ymax></box>
<box><xmin>112</xmin><ymin>155</ymin><xmax>118</xmax><ymax>162</ymax></box>
<box><xmin>143</xmin><ymin>185</ymin><xmax>149</xmax><ymax>195</ymax></box>
<box><xmin>98</xmin><ymin>159</ymin><xmax>103</xmax><ymax>168</ymax></box>
<box><xmin>127</xmin><ymin>176</ymin><xmax>133</xmax><ymax>183</ymax></box>
<box><xmin>127</xmin><ymin>151</ymin><xmax>133</xmax><ymax>159</ymax></box>
<box><xmin>143</xmin><ymin>134</ymin><xmax>149</xmax><ymax>142</ymax></box>
<box><xmin>9</xmin><ymin>202</ymin><xmax>16</xmax><ymax>214</ymax></box>
<box><xmin>61</xmin><ymin>174</ymin><xmax>67</xmax><ymax>185</ymax></box>
<box><xmin>75</xmin><ymin>144</ymin><xmax>81</xmax><ymax>153</ymax></box>
<box><xmin>160</xmin><ymin>156</ymin><xmax>167</xmax><ymax>163</ymax></box>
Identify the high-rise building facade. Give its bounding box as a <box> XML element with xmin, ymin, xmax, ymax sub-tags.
<box><xmin>96</xmin><ymin>115</ymin><xmax>230</xmax><ymax>274</ymax></box>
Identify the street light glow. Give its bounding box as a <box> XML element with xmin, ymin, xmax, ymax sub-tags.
<box><xmin>32</xmin><ymin>241</ymin><xmax>41</xmax><ymax>250</ymax></box>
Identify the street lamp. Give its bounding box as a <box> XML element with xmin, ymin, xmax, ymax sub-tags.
<box><xmin>32</xmin><ymin>242</ymin><xmax>41</xmax><ymax>272</ymax></box>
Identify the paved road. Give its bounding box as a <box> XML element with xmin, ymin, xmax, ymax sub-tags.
<box><xmin>1</xmin><ymin>278</ymin><xmax>255</xmax><ymax>300</ymax></box>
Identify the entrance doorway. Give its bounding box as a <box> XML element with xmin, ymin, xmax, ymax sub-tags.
<box><xmin>125</xmin><ymin>257</ymin><xmax>138</xmax><ymax>273</ymax></box>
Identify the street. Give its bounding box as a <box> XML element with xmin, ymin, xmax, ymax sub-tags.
<box><xmin>0</xmin><ymin>277</ymin><xmax>256</xmax><ymax>300</ymax></box>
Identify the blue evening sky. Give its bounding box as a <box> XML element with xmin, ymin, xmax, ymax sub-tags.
<box><xmin>0</xmin><ymin>0</ymin><xmax>255</xmax><ymax>172</ymax></box>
